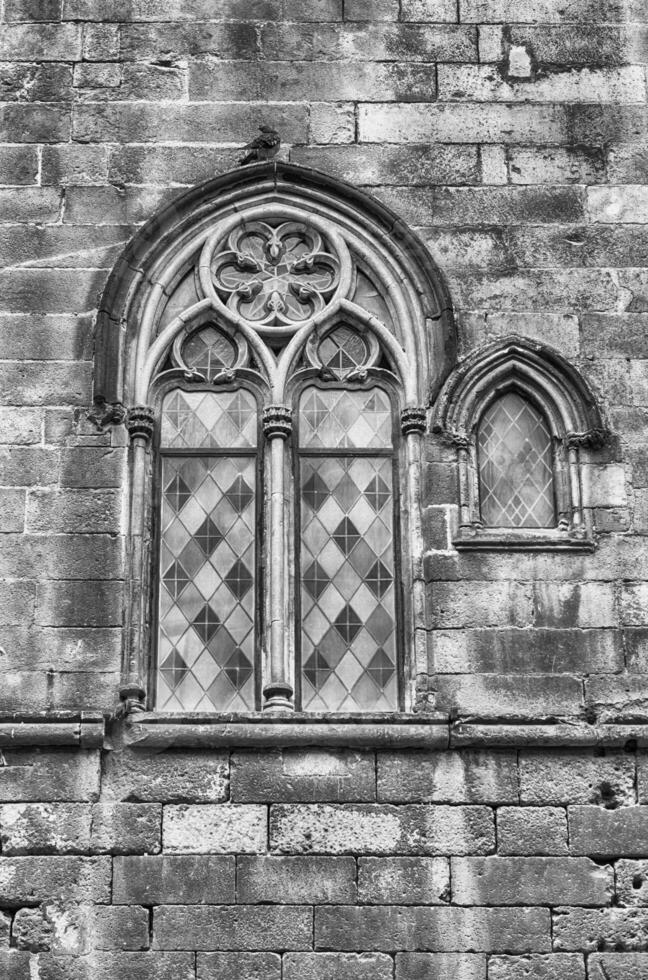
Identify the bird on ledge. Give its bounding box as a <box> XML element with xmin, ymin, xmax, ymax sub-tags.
<box><xmin>238</xmin><ymin>125</ymin><xmax>281</xmax><ymax>165</ymax></box>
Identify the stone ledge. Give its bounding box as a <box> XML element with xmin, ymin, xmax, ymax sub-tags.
<box><xmin>0</xmin><ymin>713</ymin><xmax>105</xmax><ymax>747</ymax></box>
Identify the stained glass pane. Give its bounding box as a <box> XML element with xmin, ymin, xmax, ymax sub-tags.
<box><xmin>183</xmin><ymin>325</ymin><xmax>237</xmax><ymax>376</ymax></box>
<box><xmin>157</xmin><ymin>453</ymin><xmax>256</xmax><ymax>712</ymax></box>
<box><xmin>318</xmin><ymin>326</ymin><xmax>368</xmax><ymax>379</ymax></box>
<box><xmin>161</xmin><ymin>390</ymin><xmax>257</xmax><ymax>449</ymax></box>
<box><xmin>478</xmin><ymin>392</ymin><xmax>555</xmax><ymax>528</ymax></box>
<box><xmin>299</xmin><ymin>387</ymin><xmax>392</xmax><ymax>449</ymax></box>
<box><xmin>300</xmin><ymin>455</ymin><xmax>398</xmax><ymax>712</ymax></box>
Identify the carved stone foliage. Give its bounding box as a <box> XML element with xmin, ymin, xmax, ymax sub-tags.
<box><xmin>211</xmin><ymin>221</ymin><xmax>341</xmax><ymax>329</ymax></box>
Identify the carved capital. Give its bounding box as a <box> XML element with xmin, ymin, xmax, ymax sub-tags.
<box><xmin>263</xmin><ymin>404</ymin><xmax>292</xmax><ymax>439</ymax></box>
<box><xmin>566</xmin><ymin>427</ymin><xmax>609</xmax><ymax>450</ymax></box>
<box><xmin>88</xmin><ymin>399</ymin><xmax>127</xmax><ymax>430</ymax></box>
<box><xmin>127</xmin><ymin>405</ymin><xmax>156</xmax><ymax>442</ymax></box>
<box><xmin>401</xmin><ymin>406</ymin><xmax>427</xmax><ymax>435</ymax></box>
<box><xmin>118</xmin><ymin>682</ymin><xmax>147</xmax><ymax>716</ymax></box>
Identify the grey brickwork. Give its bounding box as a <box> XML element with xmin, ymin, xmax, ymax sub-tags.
<box><xmin>1</xmin><ymin>0</ymin><xmax>648</xmax><ymax>975</ymax></box>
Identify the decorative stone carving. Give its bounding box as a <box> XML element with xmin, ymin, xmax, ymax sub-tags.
<box><xmin>262</xmin><ymin>404</ymin><xmax>293</xmax><ymax>439</ymax></box>
<box><xmin>401</xmin><ymin>407</ymin><xmax>427</xmax><ymax>435</ymax></box>
<box><xmin>87</xmin><ymin>399</ymin><xmax>127</xmax><ymax>430</ymax></box>
<box><xmin>126</xmin><ymin>405</ymin><xmax>156</xmax><ymax>442</ymax></box>
<box><xmin>212</xmin><ymin>221</ymin><xmax>340</xmax><ymax>328</ymax></box>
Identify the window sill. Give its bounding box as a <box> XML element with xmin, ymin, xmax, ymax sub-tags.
<box><xmin>453</xmin><ymin>527</ymin><xmax>595</xmax><ymax>552</ymax></box>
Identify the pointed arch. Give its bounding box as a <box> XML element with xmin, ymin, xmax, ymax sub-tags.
<box><xmin>433</xmin><ymin>337</ymin><xmax>609</xmax><ymax>550</ymax></box>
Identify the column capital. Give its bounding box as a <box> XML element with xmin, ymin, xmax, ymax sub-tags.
<box><xmin>127</xmin><ymin>405</ymin><xmax>156</xmax><ymax>442</ymax></box>
<box><xmin>263</xmin><ymin>404</ymin><xmax>292</xmax><ymax>439</ymax></box>
<box><xmin>401</xmin><ymin>406</ymin><xmax>427</xmax><ymax>435</ymax></box>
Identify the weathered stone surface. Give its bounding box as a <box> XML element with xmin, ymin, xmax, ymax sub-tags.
<box><xmin>0</xmin><ymin>749</ymin><xmax>100</xmax><ymax>802</ymax></box>
<box><xmin>616</xmin><ymin>860</ymin><xmax>648</xmax><ymax>906</ymax></box>
<box><xmin>283</xmin><ymin>953</ymin><xmax>394</xmax><ymax>980</ymax></box>
<box><xmin>358</xmin><ymin>857</ymin><xmax>450</xmax><ymax>904</ymax></box>
<box><xmin>377</xmin><ymin>750</ymin><xmax>517</xmax><ymax>803</ymax></box>
<box><xmin>315</xmin><ymin>906</ymin><xmax>550</xmax><ymax>952</ymax></box>
<box><xmin>520</xmin><ymin>751</ymin><xmax>635</xmax><ymax>806</ymax></box>
<box><xmin>497</xmin><ymin>807</ymin><xmax>569</xmax><ymax>856</ymax></box>
<box><xmin>197</xmin><ymin>952</ymin><xmax>281</xmax><ymax>980</ymax></box>
<box><xmin>231</xmin><ymin>749</ymin><xmax>375</xmax><ymax>803</ymax></box>
<box><xmin>588</xmin><ymin>953</ymin><xmax>648</xmax><ymax>979</ymax></box>
<box><xmin>553</xmin><ymin>907</ymin><xmax>648</xmax><ymax>952</ymax></box>
<box><xmin>451</xmin><ymin>857</ymin><xmax>612</xmax><ymax>906</ymax></box>
<box><xmin>487</xmin><ymin>954</ymin><xmax>585</xmax><ymax>980</ymax></box>
<box><xmin>0</xmin><ymin>855</ymin><xmax>111</xmax><ymax>904</ymax></box>
<box><xmin>114</xmin><ymin>855</ymin><xmax>235</xmax><ymax>905</ymax></box>
<box><xmin>237</xmin><ymin>856</ymin><xmax>356</xmax><ymax>904</ymax></box>
<box><xmin>432</xmin><ymin>629</ymin><xmax>622</xmax><ymax>675</ymax></box>
<box><xmin>569</xmin><ymin>806</ymin><xmax>648</xmax><ymax>857</ymax></box>
<box><xmin>153</xmin><ymin>906</ymin><xmax>313</xmax><ymax>951</ymax></box>
<box><xmin>164</xmin><ymin>805</ymin><xmax>267</xmax><ymax>853</ymax></box>
<box><xmin>37</xmin><ymin>953</ymin><xmax>195</xmax><ymax>980</ymax></box>
<box><xmin>103</xmin><ymin>749</ymin><xmax>229</xmax><ymax>803</ymax></box>
<box><xmin>270</xmin><ymin>804</ymin><xmax>494</xmax><ymax>855</ymax></box>
<box><xmin>395</xmin><ymin>953</ymin><xmax>486</xmax><ymax>979</ymax></box>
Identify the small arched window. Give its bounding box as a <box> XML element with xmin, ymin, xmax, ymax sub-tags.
<box><xmin>477</xmin><ymin>391</ymin><xmax>555</xmax><ymax>529</ymax></box>
<box><xmin>434</xmin><ymin>339</ymin><xmax>608</xmax><ymax>551</ymax></box>
<box><xmin>93</xmin><ymin>163</ymin><xmax>455</xmax><ymax>716</ymax></box>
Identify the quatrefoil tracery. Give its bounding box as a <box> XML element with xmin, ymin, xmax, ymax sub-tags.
<box><xmin>211</xmin><ymin>221</ymin><xmax>342</xmax><ymax>330</ymax></box>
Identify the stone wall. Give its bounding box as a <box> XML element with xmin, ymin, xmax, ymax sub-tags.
<box><xmin>1</xmin><ymin>0</ymin><xmax>648</xmax><ymax>975</ymax></box>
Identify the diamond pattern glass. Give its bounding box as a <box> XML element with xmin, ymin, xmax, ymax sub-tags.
<box><xmin>161</xmin><ymin>390</ymin><xmax>257</xmax><ymax>449</ymax></box>
<box><xmin>157</xmin><ymin>389</ymin><xmax>257</xmax><ymax>711</ymax></box>
<box><xmin>299</xmin><ymin>453</ymin><xmax>398</xmax><ymax>712</ymax></box>
<box><xmin>182</xmin><ymin>325</ymin><xmax>237</xmax><ymax>376</ymax></box>
<box><xmin>299</xmin><ymin>387</ymin><xmax>392</xmax><ymax>449</ymax></box>
<box><xmin>318</xmin><ymin>326</ymin><xmax>369</xmax><ymax>379</ymax></box>
<box><xmin>478</xmin><ymin>392</ymin><xmax>555</xmax><ymax>528</ymax></box>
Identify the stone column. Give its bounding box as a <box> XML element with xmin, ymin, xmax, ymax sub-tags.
<box><xmin>401</xmin><ymin>407</ymin><xmax>430</xmax><ymax>704</ymax></box>
<box><xmin>121</xmin><ymin>405</ymin><xmax>156</xmax><ymax>714</ymax></box>
<box><xmin>262</xmin><ymin>405</ymin><xmax>294</xmax><ymax>713</ymax></box>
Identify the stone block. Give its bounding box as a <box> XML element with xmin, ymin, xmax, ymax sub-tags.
<box><xmin>487</xmin><ymin>955</ymin><xmax>585</xmax><ymax>980</ymax></box>
<box><xmin>0</xmin><ymin>802</ymin><xmax>91</xmax><ymax>854</ymax></box>
<box><xmin>164</xmin><ymin>805</ymin><xmax>267</xmax><ymax>853</ymax></box>
<box><xmin>0</xmin><ymin>408</ymin><xmax>41</xmax><ymax>445</ymax></box>
<box><xmin>377</xmin><ymin>750</ymin><xmax>518</xmax><ymax>804</ymax></box>
<box><xmin>35</xmin><ymin>581</ymin><xmax>122</xmax><ymax>627</ymax></box>
<box><xmin>284</xmin><ymin>953</ymin><xmax>393</xmax><ymax>980</ymax></box>
<box><xmin>586</xmin><ymin>676</ymin><xmax>648</xmax><ymax>722</ymax></box>
<box><xmin>620</xmin><ymin>585</ymin><xmax>648</xmax><ymax>625</ymax></box>
<box><xmin>290</xmin><ymin>144</ymin><xmax>479</xmax><ymax>186</ymax></box>
<box><xmin>434</xmin><ymin>675</ymin><xmax>583</xmax><ymax>720</ymax></box>
<box><xmin>90</xmin><ymin>803</ymin><xmax>161</xmax><ymax>854</ymax></box>
<box><xmin>553</xmin><ymin>907</ymin><xmax>648</xmax><ymax>952</ymax></box>
<box><xmin>451</xmin><ymin>856</ymin><xmax>612</xmax><ymax>906</ymax></box>
<box><xmin>308</xmin><ymin>102</ymin><xmax>355</xmax><ymax>143</ymax></box>
<box><xmin>588</xmin><ymin>953</ymin><xmax>648</xmax><ymax>978</ymax></box>
<box><xmin>41</xmin><ymin>144</ymin><xmax>110</xmax><ymax>185</ymax></box>
<box><xmin>0</xmin><ymin>268</ymin><xmax>106</xmax><ymax>315</ymax></box>
<box><xmin>0</xmin><ymin>22</ymin><xmax>80</xmax><ymax>58</ymax></box>
<box><xmin>532</xmin><ymin>582</ymin><xmax>617</xmax><ymax>628</ymax></box>
<box><xmin>0</xmin><ymin>581</ymin><xmax>35</xmax><ymax>625</ymax></box>
<box><xmin>508</xmin><ymin>225</ymin><xmax>648</xmax><ymax>270</ymax></box>
<box><xmin>0</xmin><ymin>952</ymin><xmax>31</xmax><ymax>979</ymax></box>
<box><xmin>59</xmin><ymin>447</ymin><xmax>126</xmax><ymax>487</ymax></box>
<box><xmin>114</xmin><ymin>855</ymin><xmax>235</xmax><ymax>905</ymax></box>
<box><xmin>429</xmin><ymin>582</ymin><xmax>533</xmax><ymax>628</ymax></box>
<box><xmin>448</xmin><ymin>270</ymin><xmax>615</xmax><ymax>314</ymax></box>
<box><xmin>401</xmin><ymin>0</ymin><xmax>457</xmax><ymax>19</ymax></box>
<box><xmin>0</xmin><ymin>748</ymin><xmax>100</xmax><ymax>802</ymax></box>
<box><xmin>103</xmin><ymin>748</ymin><xmax>229</xmax><ymax>803</ymax></box>
<box><xmin>439</xmin><ymin>65</ymin><xmax>645</xmax><ymax>103</ymax></box>
<box><xmin>197</xmin><ymin>952</ymin><xmax>281</xmax><ymax>980</ymax></box>
<box><xmin>0</xmin><ymin>146</ymin><xmax>39</xmax><ymax>185</ymax></box>
<box><xmin>395</xmin><ymin>954</ymin><xmax>486</xmax><ymax>979</ymax></box>
<box><xmin>0</xmin><ymin>187</ymin><xmax>60</xmax><ymax>223</ymax></box>
<box><xmin>479</xmin><ymin>24</ymin><xmax>648</xmax><ymax>66</ymax></box>
<box><xmin>569</xmin><ymin>806</ymin><xmax>648</xmax><ymax>857</ymax></box>
<box><xmin>231</xmin><ymin>749</ymin><xmax>375</xmax><ymax>802</ymax></box>
<box><xmin>520</xmin><ymin>751</ymin><xmax>635</xmax><ymax>806</ymax></box>
<box><xmin>269</xmin><ymin>803</ymin><xmax>494</xmax><ymax>855</ymax></box>
<box><xmin>589</xmin><ymin>186</ymin><xmax>648</xmax><ymax>223</ymax></box>
<box><xmin>376</xmin><ymin>186</ymin><xmax>585</xmax><ymax>227</ymax></box>
<box><xmin>609</xmin><ymin>145</ymin><xmax>648</xmax><ymax>183</ymax></box>
<box><xmin>153</xmin><ymin>905</ymin><xmax>312</xmax><ymax>951</ymax></box>
<box><xmin>26</xmin><ymin>489</ymin><xmax>121</xmax><ymax>533</ymax></box>
<box><xmin>581</xmin><ymin>314</ymin><xmax>648</xmax><ymax>358</ymax></box>
<box><xmin>0</xmin><ymin>315</ymin><xmax>92</xmax><ymax>361</ymax></box>
<box><xmin>359</xmin><ymin>103</ymin><xmax>568</xmax><ymax>144</ymax></box>
<box><xmin>260</xmin><ymin>22</ymin><xmax>477</xmax><ymax>62</ymax></box>
<box><xmin>0</xmin><ymin>855</ymin><xmax>110</xmax><ymax>904</ymax></box>
<box><xmin>461</xmin><ymin>0</ymin><xmax>648</xmax><ymax>20</ymax></box>
<box><xmin>432</xmin><ymin>629</ymin><xmax>622</xmax><ymax>675</ymax></box>
<box><xmin>5</xmin><ymin>0</ymin><xmax>61</xmax><ymax>19</ymax></box>
<box><xmin>497</xmin><ymin>807</ymin><xmax>569</xmax><ymax>856</ymax></box>
<box><xmin>616</xmin><ymin>860</ymin><xmax>648</xmax><ymax>906</ymax></box>
<box><xmin>31</xmin><ymin>905</ymin><xmax>149</xmax><ymax>954</ymax></box>
<box><xmin>315</xmin><ymin>906</ymin><xmax>550</xmax><ymax>952</ymax></box>
<box><xmin>37</xmin><ymin>952</ymin><xmax>195</xmax><ymax>980</ymax></box>
<box><xmin>237</xmin><ymin>856</ymin><xmax>355</xmax><ymax>904</ymax></box>
<box><xmin>358</xmin><ymin>857</ymin><xmax>450</xmax><ymax>904</ymax></box>
<box><xmin>508</xmin><ymin>146</ymin><xmax>605</xmax><ymax>184</ymax></box>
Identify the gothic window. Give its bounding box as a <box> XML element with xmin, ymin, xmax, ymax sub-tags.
<box><xmin>95</xmin><ymin>164</ymin><xmax>454</xmax><ymax>716</ymax></box>
<box><xmin>434</xmin><ymin>339</ymin><xmax>608</xmax><ymax>551</ymax></box>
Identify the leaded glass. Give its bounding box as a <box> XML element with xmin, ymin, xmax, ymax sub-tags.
<box><xmin>299</xmin><ymin>387</ymin><xmax>392</xmax><ymax>449</ymax></box>
<box><xmin>157</xmin><ymin>388</ymin><xmax>257</xmax><ymax>712</ymax></box>
<box><xmin>478</xmin><ymin>391</ymin><xmax>555</xmax><ymax>528</ymax></box>
<box><xmin>183</xmin><ymin>325</ymin><xmax>237</xmax><ymax>376</ymax></box>
<box><xmin>318</xmin><ymin>326</ymin><xmax>368</xmax><ymax>379</ymax></box>
<box><xmin>161</xmin><ymin>390</ymin><xmax>257</xmax><ymax>449</ymax></box>
<box><xmin>299</xmin><ymin>452</ymin><xmax>398</xmax><ymax>712</ymax></box>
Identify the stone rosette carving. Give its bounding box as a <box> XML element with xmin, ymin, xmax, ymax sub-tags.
<box><xmin>211</xmin><ymin>220</ymin><xmax>340</xmax><ymax>328</ymax></box>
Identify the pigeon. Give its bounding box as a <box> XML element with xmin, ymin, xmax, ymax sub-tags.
<box><xmin>238</xmin><ymin>125</ymin><xmax>281</xmax><ymax>165</ymax></box>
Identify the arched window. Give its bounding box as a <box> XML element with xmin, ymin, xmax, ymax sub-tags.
<box><xmin>434</xmin><ymin>339</ymin><xmax>608</xmax><ymax>550</ymax></box>
<box><xmin>93</xmin><ymin>163</ymin><xmax>455</xmax><ymax>715</ymax></box>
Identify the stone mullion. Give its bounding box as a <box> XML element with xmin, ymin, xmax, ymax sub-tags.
<box><xmin>401</xmin><ymin>408</ymin><xmax>429</xmax><ymax>708</ymax></box>
<box><xmin>262</xmin><ymin>406</ymin><xmax>294</xmax><ymax>713</ymax></box>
